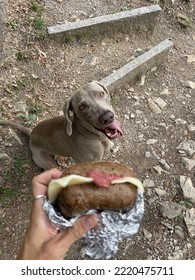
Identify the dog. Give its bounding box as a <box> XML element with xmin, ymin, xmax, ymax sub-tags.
<box><xmin>0</xmin><ymin>81</ymin><xmax>123</xmax><ymax>169</ymax></box>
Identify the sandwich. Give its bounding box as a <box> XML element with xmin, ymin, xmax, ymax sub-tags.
<box><xmin>48</xmin><ymin>161</ymin><xmax>144</xmax><ymax>219</ymax></box>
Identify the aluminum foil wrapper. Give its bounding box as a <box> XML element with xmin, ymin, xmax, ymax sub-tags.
<box><xmin>43</xmin><ymin>189</ymin><xmax>144</xmax><ymax>259</ymax></box>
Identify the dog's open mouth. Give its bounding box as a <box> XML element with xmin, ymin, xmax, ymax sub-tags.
<box><xmin>96</xmin><ymin>120</ymin><xmax>123</xmax><ymax>140</ymax></box>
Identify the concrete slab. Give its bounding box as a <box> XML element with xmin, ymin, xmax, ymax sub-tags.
<box><xmin>47</xmin><ymin>5</ymin><xmax>161</xmax><ymax>37</ymax></box>
<box><xmin>100</xmin><ymin>39</ymin><xmax>173</xmax><ymax>92</ymax></box>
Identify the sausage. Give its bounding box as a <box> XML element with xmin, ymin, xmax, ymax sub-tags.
<box><xmin>55</xmin><ymin>182</ymin><xmax>137</xmax><ymax>218</ymax></box>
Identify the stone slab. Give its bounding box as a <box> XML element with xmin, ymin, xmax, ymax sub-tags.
<box><xmin>47</xmin><ymin>5</ymin><xmax>161</xmax><ymax>37</ymax></box>
<box><xmin>100</xmin><ymin>39</ymin><xmax>173</xmax><ymax>92</ymax></box>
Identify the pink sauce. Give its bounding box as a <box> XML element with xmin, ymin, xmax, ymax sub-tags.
<box><xmin>86</xmin><ymin>170</ymin><xmax>123</xmax><ymax>188</ymax></box>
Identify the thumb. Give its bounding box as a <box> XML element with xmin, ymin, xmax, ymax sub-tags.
<box><xmin>59</xmin><ymin>214</ymin><xmax>98</xmax><ymax>250</ymax></box>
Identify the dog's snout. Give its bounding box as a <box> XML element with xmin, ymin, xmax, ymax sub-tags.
<box><xmin>99</xmin><ymin>110</ymin><xmax>114</xmax><ymax>125</ymax></box>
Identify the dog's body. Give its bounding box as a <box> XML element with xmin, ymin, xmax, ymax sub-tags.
<box><xmin>0</xmin><ymin>81</ymin><xmax>122</xmax><ymax>169</ymax></box>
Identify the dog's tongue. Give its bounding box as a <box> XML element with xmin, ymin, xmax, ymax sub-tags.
<box><xmin>104</xmin><ymin>120</ymin><xmax>123</xmax><ymax>140</ymax></box>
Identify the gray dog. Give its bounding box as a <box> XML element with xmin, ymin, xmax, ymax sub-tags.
<box><xmin>0</xmin><ymin>81</ymin><xmax>123</xmax><ymax>169</ymax></box>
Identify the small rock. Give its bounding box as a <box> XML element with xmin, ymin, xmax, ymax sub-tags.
<box><xmin>90</xmin><ymin>56</ymin><xmax>98</xmax><ymax>66</ymax></box>
<box><xmin>9</xmin><ymin>129</ymin><xmax>22</xmax><ymax>145</ymax></box>
<box><xmin>170</xmin><ymin>114</ymin><xmax>175</xmax><ymax>120</ymax></box>
<box><xmin>174</xmin><ymin>225</ymin><xmax>185</xmax><ymax>239</ymax></box>
<box><xmin>153</xmin><ymin>165</ymin><xmax>168</xmax><ymax>174</ymax></box>
<box><xmin>128</xmin><ymin>87</ymin><xmax>134</xmax><ymax>92</ymax></box>
<box><xmin>161</xmin><ymin>221</ymin><xmax>174</xmax><ymax>230</ymax></box>
<box><xmin>160</xmin><ymin>88</ymin><xmax>170</xmax><ymax>95</ymax></box>
<box><xmin>177</xmin><ymin>12</ymin><xmax>191</xmax><ymax>28</ymax></box>
<box><xmin>130</xmin><ymin>113</ymin><xmax>135</xmax><ymax>119</ymax></box>
<box><xmin>145</xmin><ymin>151</ymin><xmax>151</xmax><ymax>158</ymax></box>
<box><xmin>140</xmin><ymin>75</ymin><xmax>146</xmax><ymax>86</ymax></box>
<box><xmin>188</xmin><ymin>124</ymin><xmax>195</xmax><ymax>132</ymax></box>
<box><xmin>175</xmin><ymin>118</ymin><xmax>187</xmax><ymax>125</ymax></box>
<box><xmin>160</xmin><ymin>201</ymin><xmax>185</xmax><ymax>219</ymax></box>
<box><xmin>155</xmin><ymin>188</ymin><xmax>166</xmax><ymax>196</ymax></box>
<box><xmin>184</xmin><ymin>208</ymin><xmax>195</xmax><ymax>237</ymax></box>
<box><xmin>151</xmin><ymin>66</ymin><xmax>157</xmax><ymax>72</ymax></box>
<box><xmin>180</xmin><ymin>176</ymin><xmax>195</xmax><ymax>202</ymax></box>
<box><xmin>14</xmin><ymin>101</ymin><xmax>29</xmax><ymax>117</ymax></box>
<box><xmin>63</xmin><ymin>80</ymin><xmax>68</xmax><ymax>88</ymax></box>
<box><xmin>147</xmin><ymin>196</ymin><xmax>157</xmax><ymax>204</ymax></box>
<box><xmin>124</xmin><ymin>114</ymin><xmax>130</xmax><ymax>120</ymax></box>
<box><xmin>178</xmin><ymin>150</ymin><xmax>186</xmax><ymax>154</ymax></box>
<box><xmin>137</xmin><ymin>134</ymin><xmax>144</xmax><ymax>141</ymax></box>
<box><xmin>0</xmin><ymin>153</ymin><xmax>11</xmax><ymax>162</ymax></box>
<box><xmin>177</xmin><ymin>140</ymin><xmax>195</xmax><ymax>156</ymax></box>
<box><xmin>101</xmin><ymin>41</ymin><xmax>106</xmax><ymax>46</ymax></box>
<box><xmin>168</xmin><ymin>249</ymin><xmax>184</xmax><ymax>260</ymax></box>
<box><xmin>186</xmin><ymin>55</ymin><xmax>195</xmax><ymax>64</ymax></box>
<box><xmin>143</xmin><ymin>228</ymin><xmax>152</xmax><ymax>239</ymax></box>
<box><xmin>0</xmin><ymin>207</ymin><xmax>5</xmax><ymax>216</ymax></box>
<box><xmin>157</xmin><ymin>123</ymin><xmax>167</xmax><ymax>129</ymax></box>
<box><xmin>181</xmin><ymin>157</ymin><xmax>195</xmax><ymax>171</ymax></box>
<box><xmin>146</xmin><ymin>139</ymin><xmax>158</xmax><ymax>145</ymax></box>
<box><xmin>0</xmin><ymin>153</ymin><xmax>11</xmax><ymax>174</ymax></box>
<box><xmin>152</xmin><ymin>149</ymin><xmax>160</xmax><ymax>160</ymax></box>
<box><xmin>147</xmin><ymin>98</ymin><xmax>161</xmax><ymax>114</ymax></box>
<box><xmin>132</xmin><ymin>95</ymin><xmax>139</xmax><ymax>101</ymax></box>
<box><xmin>143</xmin><ymin>178</ymin><xmax>155</xmax><ymax>188</ymax></box>
<box><xmin>135</xmin><ymin>110</ymin><xmax>143</xmax><ymax>115</ymax></box>
<box><xmin>31</xmin><ymin>74</ymin><xmax>39</xmax><ymax>79</ymax></box>
<box><xmin>184</xmin><ymin>81</ymin><xmax>195</xmax><ymax>89</ymax></box>
<box><xmin>111</xmin><ymin>145</ymin><xmax>119</xmax><ymax>154</ymax></box>
<box><xmin>155</xmin><ymin>97</ymin><xmax>167</xmax><ymax>109</ymax></box>
<box><xmin>159</xmin><ymin>159</ymin><xmax>171</xmax><ymax>170</ymax></box>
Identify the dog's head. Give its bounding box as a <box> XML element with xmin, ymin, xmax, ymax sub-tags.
<box><xmin>63</xmin><ymin>81</ymin><xmax>123</xmax><ymax>139</ymax></box>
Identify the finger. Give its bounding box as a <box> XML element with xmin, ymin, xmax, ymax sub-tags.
<box><xmin>34</xmin><ymin>168</ymin><xmax>62</xmax><ymax>186</ymax></box>
<box><xmin>32</xmin><ymin>168</ymin><xmax>62</xmax><ymax>196</ymax></box>
<box><xmin>57</xmin><ymin>214</ymin><xmax>98</xmax><ymax>251</ymax></box>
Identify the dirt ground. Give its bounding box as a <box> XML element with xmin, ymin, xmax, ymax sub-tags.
<box><xmin>0</xmin><ymin>0</ymin><xmax>194</xmax><ymax>260</ymax></box>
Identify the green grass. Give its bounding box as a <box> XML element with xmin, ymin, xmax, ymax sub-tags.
<box><xmin>134</xmin><ymin>49</ymin><xmax>147</xmax><ymax>58</ymax></box>
<box><xmin>12</xmin><ymin>158</ymin><xmax>30</xmax><ymax>178</ymax></box>
<box><xmin>180</xmin><ymin>198</ymin><xmax>193</xmax><ymax>209</ymax></box>
<box><xmin>119</xmin><ymin>5</ymin><xmax>131</xmax><ymax>12</ymax></box>
<box><xmin>8</xmin><ymin>21</ymin><xmax>18</xmax><ymax>30</ymax></box>
<box><xmin>111</xmin><ymin>98</ymin><xmax>118</xmax><ymax>107</ymax></box>
<box><xmin>6</xmin><ymin>78</ymin><xmax>26</xmax><ymax>93</ymax></box>
<box><xmin>0</xmin><ymin>157</ymin><xmax>30</xmax><ymax>200</ymax></box>
<box><xmin>28</xmin><ymin>1</ymin><xmax>46</xmax><ymax>39</ymax></box>
<box><xmin>3</xmin><ymin>158</ymin><xmax>30</xmax><ymax>182</ymax></box>
<box><xmin>31</xmin><ymin>1</ymin><xmax>43</xmax><ymax>14</ymax></box>
<box><xmin>0</xmin><ymin>187</ymin><xmax>15</xmax><ymax>199</ymax></box>
<box><xmin>16</xmin><ymin>51</ymin><xmax>29</xmax><ymax>61</ymax></box>
<box><xmin>64</xmin><ymin>34</ymin><xmax>75</xmax><ymax>44</ymax></box>
<box><xmin>28</xmin><ymin>94</ymin><xmax>45</xmax><ymax>116</ymax></box>
<box><xmin>32</xmin><ymin>17</ymin><xmax>45</xmax><ymax>30</ymax></box>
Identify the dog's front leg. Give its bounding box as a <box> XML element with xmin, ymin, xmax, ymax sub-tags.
<box><xmin>101</xmin><ymin>139</ymin><xmax>111</xmax><ymax>158</ymax></box>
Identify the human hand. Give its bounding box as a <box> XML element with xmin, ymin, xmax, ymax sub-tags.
<box><xmin>16</xmin><ymin>168</ymin><xmax>98</xmax><ymax>260</ymax></box>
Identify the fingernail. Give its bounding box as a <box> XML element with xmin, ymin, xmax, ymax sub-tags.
<box><xmin>84</xmin><ymin>214</ymin><xmax>98</xmax><ymax>229</ymax></box>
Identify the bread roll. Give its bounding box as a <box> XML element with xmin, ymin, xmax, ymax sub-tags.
<box><xmin>52</xmin><ymin>162</ymin><xmax>142</xmax><ymax>218</ymax></box>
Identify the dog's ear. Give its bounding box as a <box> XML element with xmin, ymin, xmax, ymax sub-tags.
<box><xmin>94</xmin><ymin>81</ymin><xmax>110</xmax><ymax>96</ymax></box>
<box><xmin>63</xmin><ymin>97</ymin><xmax>73</xmax><ymax>136</ymax></box>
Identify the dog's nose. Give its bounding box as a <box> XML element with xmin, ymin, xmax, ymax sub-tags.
<box><xmin>99</xmin><ymin>110</ymin><xmax>114</xmax><ymax>125</ymax></box>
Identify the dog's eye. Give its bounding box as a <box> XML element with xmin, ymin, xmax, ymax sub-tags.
<box><xmin>98</xmin><ymin>91</ymin><xmax>105</xmax><ymax>97</ymax></box>
<box><xmin>79</xmin><ymin>103</ymin><xmax>88</xmax><ymax>110</ymax></box>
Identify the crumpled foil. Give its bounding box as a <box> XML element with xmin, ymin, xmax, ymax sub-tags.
<box><xmin>43</xmin><ymin>189</ymin><xmax>144</xmax><ymax>259</ymax></box>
